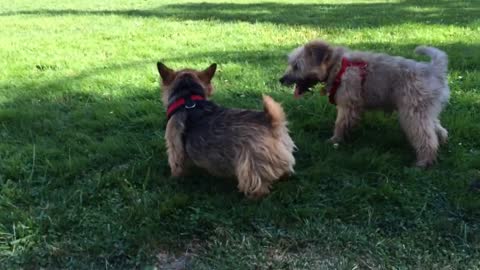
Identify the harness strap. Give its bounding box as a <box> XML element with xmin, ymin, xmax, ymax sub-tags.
<box><xmin>328</xmin><ymin>57</ymin><xmax>368</xmax><ymax>105</ymax></box>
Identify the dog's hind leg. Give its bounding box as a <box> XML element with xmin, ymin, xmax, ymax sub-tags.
<box><xmin>399</xmin><ymin>110</ymin><xmax>439</xmax><ymax>168</ymax></box>
<box><xmin>434</xmin><ymin>119</ymin><xmax>448</xmax><ymax>144</ymax></box>
<box><xmin>329</xmin><ymin>105</ymin><xmax>362</xmax><ymax>143</ymax></box>
<box><xmin>236</xmin><ymin>150</ymin><xmax>272</xmax><ymax>199</ymax></box>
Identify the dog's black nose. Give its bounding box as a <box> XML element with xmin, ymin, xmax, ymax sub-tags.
<box><xmin>279</xmin><ymin>76</ymin><xmax>286</xmax><ymax>85</ymax></box>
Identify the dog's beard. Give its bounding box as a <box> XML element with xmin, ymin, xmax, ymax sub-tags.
<box><xmin>293</xmin><ymin>77</ymin><xmax>319</xmax><ymax>98</ymax></box>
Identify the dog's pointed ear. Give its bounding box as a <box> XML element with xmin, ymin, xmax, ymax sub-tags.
<box><xmin>202</xmin><ymin>63</ymin><xmax>217</xmax><ymax>82</ymax></box>
<box><xmin>157</xmin><ymin>62</ymin><xmax>174</xmax><ymax>84</ymax></box>
<box><xmin>306</xmin><ymin>42</ymin><xmax>331</xmax><ymax>65</ymax></box>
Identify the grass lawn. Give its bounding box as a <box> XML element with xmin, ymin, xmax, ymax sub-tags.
<box><xmin>1</xmin><ymin>0</ymin><xmax>479</xmax><ymax>268</ymax></box>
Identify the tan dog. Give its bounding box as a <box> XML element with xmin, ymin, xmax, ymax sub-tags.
<box><xmin>157</xmin><ymin>62</ymin><xmax>295</xmax><ymax>198</ymax></box>
<box><xmin>280</xmin><ymin>40</ymin><xmax>450</xmax><ymax>167</ymax></box>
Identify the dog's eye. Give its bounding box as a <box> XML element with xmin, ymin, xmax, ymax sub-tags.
<box><xmin>293</xmin><ymin>63</ymin><xmax>299</xmax><ymax>70</ymax></box>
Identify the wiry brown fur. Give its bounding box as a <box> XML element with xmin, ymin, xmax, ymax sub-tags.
<box><xmin>158</xmin><ymin>62</ymin><xmax>295</xmax><ymax>198</ymax></box>
<box><xmin>280</xmin><ymin>40</ymin><xmax>450</xmax><ymax>167</ymax></box>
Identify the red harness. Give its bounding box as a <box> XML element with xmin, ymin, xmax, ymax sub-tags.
<box><xmin>166</xmin><ymin>95</ymin><xmax>205</xmax><ymax>120</ymax></box>
<box><xmin>328</xmin><ymin>57</ymin><xmax>368</xmax><ymax>105</ymax></box>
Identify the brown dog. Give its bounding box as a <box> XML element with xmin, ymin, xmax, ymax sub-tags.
<box><xmin>280</xmin><ymin>40</ymin><xmax>450</xmax><ymax>167</ymax></box>
<box><xmin>157</xmin><ymin>62</ymin><xmax>295</xmax><ymax>198</ymax></box>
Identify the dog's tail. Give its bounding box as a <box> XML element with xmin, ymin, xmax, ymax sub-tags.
<box><xmin>415</xmin><ymin>46</ymin><xmax>448</xmax><ymax>76</ymax></box>
<box><xmin>263</xmin><ymin>95</ymin><xmax>287</xmax><ymax>134</ymax></box>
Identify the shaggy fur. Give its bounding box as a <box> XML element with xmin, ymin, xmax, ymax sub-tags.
<box><xmin>157</xmin><ymin>62</ymin><xmax>295</xmax><ymax>198</ymax></box>
<box><xmin>280</xmin><ymin>40</ymin><xmax>450</xmax><ymax>167</ymax></box>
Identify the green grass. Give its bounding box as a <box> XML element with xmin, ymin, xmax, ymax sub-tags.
<box><xmin>0</xmin><ymin>0</ymin><xmax>479</xmax><ymax>268</ymax></box>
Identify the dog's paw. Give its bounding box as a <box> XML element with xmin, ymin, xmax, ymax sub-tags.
<box><xmin>170</xmin><ymin>166</ymin><xmax>186</xmax><ymax>177</ymax></box>
<box><xmin>415</xmin><ymin>159</ymin><xmax>436</xmax><ymax>169</ymax></box>
<box><xmin>246</xmin><ymin>190</ymin><xmax>269</xmax><ymax>200</ymax></box>
<box><xmin>279</xmin><ymin>172</ymin><xmax>293</xmax><ymax>181</ymax></box>
<box><xmin>438</xmin><ymin>131</ymin><xmax>448</xmax><ymax>145</ymax></box>
<box><xmin>326</xmin><ymin>136</ymin><xmax>343</xmax><ymax>144</ymax></box>
<box><xmin>245</xmin><ymin>185</ymin><xmax>271</xmax><ymax>200</ymax></box>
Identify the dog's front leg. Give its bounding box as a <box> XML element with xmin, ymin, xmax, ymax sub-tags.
<box><xmin>328</xmin><ymin>106</ymin><xmax>361</xmax><ymax>143</ymax></box>
<box><xmin>165</xmin><ymin>114</ymin><xmax>187</xmax><ymax>177</ymax></box>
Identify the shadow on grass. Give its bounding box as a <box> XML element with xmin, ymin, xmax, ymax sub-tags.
<box><xmin>1</xmin><ymin>0</ymin><xmax>478</xmax><ymax>28</ymax></box>
<box><xmin>1</xmin><ymin>41</ymin><xmax>479</xmax><ymax>267</ymax></box>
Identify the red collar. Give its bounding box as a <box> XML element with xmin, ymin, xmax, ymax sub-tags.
<box><xmin>167</xmin><ymin>95</ymin><xmax>205</xmax><ymax>120</ymax></box>
<box><xmin>328</xmin><ymin>57</ymin><xmax>368</xmax><ymax>105</ymax></box>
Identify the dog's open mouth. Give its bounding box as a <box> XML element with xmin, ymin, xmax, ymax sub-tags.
<box><xmin>293</xmin><ymin>77</ymin><xmax>320</xmax><ymax>98</ymax></box>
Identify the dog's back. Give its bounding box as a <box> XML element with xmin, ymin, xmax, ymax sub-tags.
<box><xmin>345</xmin><ymin>46</ymin><xmax>449</xmax><ymax>109</ymax></box>
<box><xmin>184</xmin><ymin>96</ymin><xmax>295</xmax><ymax>197</ymax></box>
<box><xmin>184</xmin><ymin>105</ymin><xmax>269</xmax><ymax>175</ymax></box>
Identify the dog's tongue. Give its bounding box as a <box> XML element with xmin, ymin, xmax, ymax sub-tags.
<box><xmin>294</xmin><ymin>85</ymin><xmax>303</xmax><ymax>99</ymax></box>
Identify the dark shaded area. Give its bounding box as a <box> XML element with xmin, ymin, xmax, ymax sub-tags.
<box><xmin>471</xmin><ymin>178</ymin><xmax>480</xmax><ymax>192</ymax></box>
<box><xmin>1</xmin><ymin>0</ymin><xmax>478</xmax><ymax>28</ymax></box>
